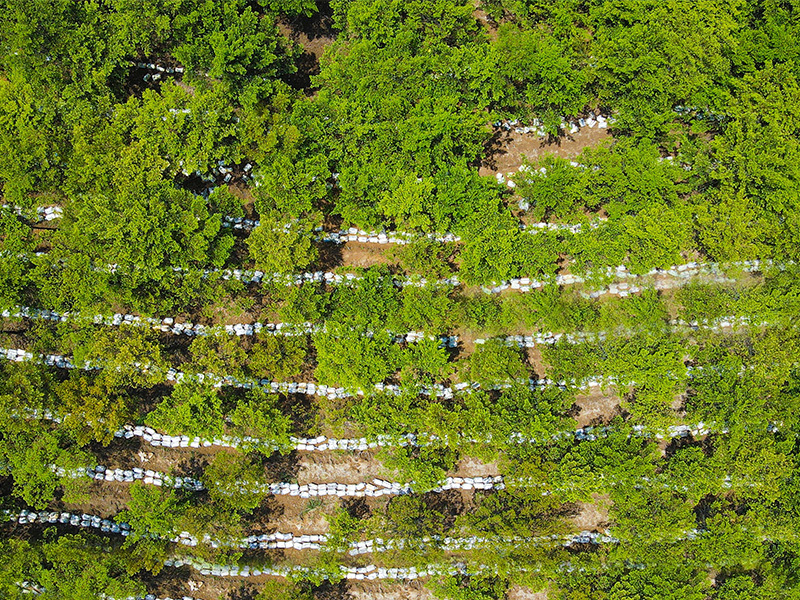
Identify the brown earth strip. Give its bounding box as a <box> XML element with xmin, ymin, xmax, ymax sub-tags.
<box><xmin>480</xmin><ymin>124</ymin><xmax>611</xmax><ymax>178</ymax></box>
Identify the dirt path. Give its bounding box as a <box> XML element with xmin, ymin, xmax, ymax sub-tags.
<box><xmin>350</xmin><ymin>583</ymin><xmax>435</xmax><ymax>600</ymax></box>
<box><xmin>508</xmin><ymin>586</ymin><xmax>550</xmax><ymax>600</ymax></box>
<box><xmin>296</xmin><ymin>452</ymin><xmax>388</xmax><ymax>483</ymax></box>
<box><xmin>480</xmin><ymin>125</ymin><xmax>611</xmax><ymax>178</ymax></box>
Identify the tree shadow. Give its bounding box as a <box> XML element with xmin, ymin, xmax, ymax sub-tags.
<box><xmin>178</xmin><ymin>453</ymin><xmax>210</xmax><ymax>479</ymax></box>
<box><xmin>316</xmin><ymin>241</ymin><xmax>343</xmax><ymax>271</ymax></box>
<box><xmin>90</xmin><ymin>437</ymin><xmax>143</xmax><ymax>470</ymax></box>
<box><xmin>312</xmin><ymin>580</ymin><xmax>350</xmax><ymax>600</ymax></box>
<box><xmin>281</xmin><ymin>50</ymin><xmax>322</xmax><ymax>93</ymax></box>
<box><xmin>283</xmin><ymin>1</ymin><xmax>336</xmax><ymax>42</ymax></box>
<box><xmin>274</xmin><ymin>390</ymin><xmax>317</xmax><ymax>438</ymax></box>
<box><xmin>478</xmin><ymin>128</ymin><xmax>509</xmax><ymax>171</ymax></box>
<box><xmin>342</xmin><ymin>497</ymin><xmax>371</xmax><ymax>520</ymax></box>
<box><xmin>226</xmin><ymin>583</ymin><xmax>260</xmax><ymax>600</ymax></box>
<box><xmin>693</xmin><ymin>493</ymin><xmax>718</xmax><ymax>530</ymax></box>
<box><xmin>254</xmin><ymin>449</ymin><xmax>302</xmax><ymax>483</ymax></box>
<box><xmin>249</xmin><ymin>495</ymin><xmax>285</xmax><ymax>533</ymax></box>
<box><xmin>663</xmin><ymin>434</ymin><xmax>713</xmax><ymax>460</ymax></box>
<box><xmin>278</xmin><ymin>2</ymin><xmax>337</xmax><ymax>94</ymax></box>
<box><xmin>115</xmin><ymin>54</ymin><xmax>184</xmax><ymax>101</ymax></box>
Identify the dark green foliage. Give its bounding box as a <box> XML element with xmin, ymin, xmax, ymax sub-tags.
<box><xmin>315</xmin><ymin>325</ymin><xmax>402</xmax><ymax>391</ymax></box>
<box><xmin>56</xmin><ymin>374</ymin><xmax>135</xmax><ymax>446</ymax></box>
<box><xmin>248</xmin><ymin>333</ymin><xmax>308</xmax><ymax>381</ymax></box>
<box><xmin>0</xmin><ymin>534</ymin><xmax>145</xmax><ymax>599</ymax></box>
<box><xmin>466</xmin><ymin>339</ymin><xmax>528</xmax><ymax>386</ymax></box>
<box><xmin>229</xmin><ymin>388</ymin><xmax>294</xmax><ymax>453</ymax></box>
<box><xmin>116</xmin><ymin>483</ymin><xmax>183</xmax><ymax>573</ymax></box>
<box><xmin>171</xmin><ymin>2</ymin><xmax>297</xmax><ymax>107</ymax></box>
<box><xmin>202</xmin><ymin>451</ymin><xmax>268</xmax><ymax>513</ymax></box>
<box><xmin>145</xmin><ymin>381</ymin><xmax>226</xmax><ymax>440</ymax></box>
<box><xmin>429</xmin><ymin>574</ymin><xmax>508</xmax><ymax>600</ymax></box>
<box><xmin>247</xmin><ymin>212</ymin><xmax>320</xmax><ymax>275</ymax></box>
<box><xmin>3</xmin><ymin>0</ymin><xmax>800</xmax><ymax>596</ymax></box>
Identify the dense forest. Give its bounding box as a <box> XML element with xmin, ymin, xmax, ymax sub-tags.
<box><xmin>1</xmin><ymin>0</ymin><xmax>800</xmax><ymax>598</ymax></box>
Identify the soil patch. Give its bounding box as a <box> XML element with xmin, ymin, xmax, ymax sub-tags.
<box><xmin>479</xmin><ymin>125</ymin><xmax>611</xmax><ymax>178</ymax></box>
<box><xmin>570</xmin><ymin>493</ymin><xmax>611</xmax><ymax>531</ymax></box>
<box><xmin>58</xmin><ymin>482</ymin><xmax>132</xmax><ymax>518</ymax></box>
<box><xmin>297</xmin><ymin>452</ymin><xmax>388</xmax><ymax>484</ymax></box>
<box><xmin>573</xmin><ymin>389</ymin><xmax>621</xmax><ymax>427</ymax></box>
<box><xmin>263</xmin><ymin>495</ymin><xmax>334</xmax><ymax>533</ymax></box>
<box><xmin>340</xmin><ymin>243</ymin><xmax>395</xmax><ymax>269</ymax></box>
<box><xmin>348</xmin><ymin>582</ymin><xmax>434</xmax><ymax>600</ymax></box>
<box><xmin>473</xmin><ymin>1</ymin><xmax>500</xmax><ymax>41</ymax></box>
<box><xmin>507</xmin><ymin>586</ymin><xmax>550</xmax><ymax>600</ymax></box>
<box><xmin>318</xmin><ymin>241</ymin><xmax>346</xmax><ymax>271</ymax></box>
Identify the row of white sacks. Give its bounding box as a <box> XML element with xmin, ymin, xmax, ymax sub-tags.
<box><xmin>6</xmin><ymin>243</ymin><xmax>781</xmax><ymax>298</ymax></box>
<box><xmin>0</xmin><ymin>343</ymin><xmax>733</xmax><ymax>427</ymax></box>
<box><xmin>20</xmin><ymin>402</ymin><xmax>724</xmax><ymax>454</ymax></box>
<box><xmin>172</xmin><ymin>558</ymin><xmax>452</xmax><ymax>581</ymax></box>
<box><xmin>6</xmin><ymin>509</ymin><xmax>612</xmax><ymax>556</ymax></box>
<box><xmin>8</xmin><ymin>508</ymin><xmax>130</xmax><ymax>534</ymax></box>
<box><xmin>53</xmin><ymin>464</ymin><xmax>204</xmax><ymax>491</ymax></box>
<box><xmin>56</xmin><ymin>462</ymin><xmax>505</xmax><ymax>498</ymax></box>
<box><xmin>483</xmin><ymin>258</ymin><xmax>775</xmax><ymax>296</ymax></box>
<box><xmin>0</xmin><ymin>304</ymin><xmax>764</xmax><ymax>351</ymax></box>
<box><xmin>5</xmin><ymin>508</ymin><xmax>324</xmax><ymax>553</ymax></box>
<box><xmin>5</xmin><ymin>202</ymin><xmax>592</xmax><ymax>243</ymax></box>
<box><xmin>0</xmin><ymin>344</ymin><xmax>748</xmax><ymax>409</ymax></box>
<box><xmin>210</xmin><ymin>258</ymin><xmax>776</xmax><ymax>295</ymax></box>
<box><xmin>180</xmin><ymin>529</ymin><xmax>613</xmax><ymax>554</ymax></box>
<box><xmin>0</xmin><ymin>204</ymin><xmax>62</xmax><ymax>221</ymax></box>
<box><xmin>0</xmin><ymin>306</ymin><xmax>458</xmax><ymax>348</ymax></box>
<box><xmin>169</xmin><ymin>536</ymin><xmax>701</xmax><ymax>581</ymax></box>
<box><xmin>141</xmin><ymin>257</ymin><xmax>775</xmax><ymax>298</ymax></box>
<box><xmin>221</xmin><ymin>217</ymin><xmax>592</xmax><ymax>240</ymax></box>
<box><xmin>480</xmin><ymin>315</ymin><xmax>761</xmax><ymax>348</ymax></box>
<box><xmin>135</xmin><ymin>61</ymin><xmax>184</xmax><ymax>74</ymax></box>
<box><xmin>0</xmin><ymin>306</ymin><xmax>457</xmax><ymax>347</ymax></box>
<box><xmin>0</xmin><ymin>343</ymin><xmax>617</xmax><ymax>394</ymax></box>
<box><xmin>493</xmin><ymin>112</ymin><xmax>612</xmax><ymax>137</ymax></box>
<box><xmin>346</xmin><ymin>530</ymin><xmax>614</xmax><ymax>555</ymax></box>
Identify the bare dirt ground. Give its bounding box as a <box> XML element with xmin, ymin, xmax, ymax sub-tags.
<box><xmin>570</xmin><ymin>493</ymin><xmax>612</xmax><ymax>531</ymax></box>
<box><xmin>166</xmin><ymin>578</ymin><xmax>548</xmax><ymax>600</ymax></box>
<box><xmin>297</xmin><ymin>452</ymin><xmax>387</xmax><ymax>484</ymax></box>
<box><xmin>455</xmin><ymin>456</ymin><xmax>500</xmax><ymax>478</ymax></box>
<box><xmin>349</xmin><ymin>583</ymin><xmax>434</xmax><ymax>600</ymax></box>
<box><xmin>480</xmin><ymin>125</ymin><xmax>611</xmax><ymax>178</ymax></box>
<box><xmin>58</xmin><ymin>482</ymin><xmax>132</xmax><ymax>519</ymax></box>
<box><xmin>473</xmin><ymin>7</ymin><xmax>500</xmax><ymax>40</ymax></box>
<box><xmin>176</xmin><ymin>579</ymin><xmax>552</xmax><ymax>600</ymax></box>
<box><xmin>508</xmin><ymin>586</ymin><xmax>551</xmax><ymax>600</ymax></box>
<box><xmin>156</xmin><ymin>572</ymin><xmax>233</xmax><ymax>600</ymax></box>
<box><xmin>340</xmin><ymin>242</ymin><xmax>396</xmax><ymax>269</ymax></box>
<box><xmin>265</xmin><ymin>495</ymin><xmax>337</xmax><ymax>533</ymax></box>
<box><xmin>92</xmin><ymin>437</ymin><xmax>219</xmax><ymax>475</ymax></box>
<box><xmin>573</xmin><ymin>389</ymin><xmax>622</xmax><ymax>427</ymax></box>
